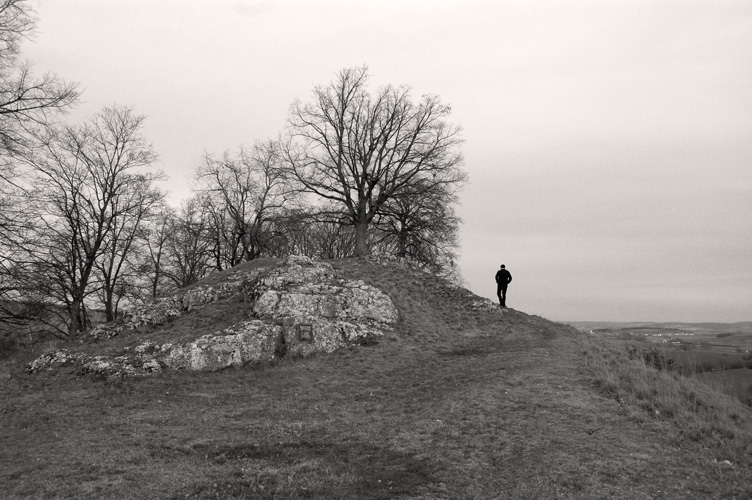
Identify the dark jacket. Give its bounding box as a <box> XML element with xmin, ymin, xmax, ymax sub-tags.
<box><xmin>495</xmin><ymin>269</ymin><xmax>512</xmax><ymax>287</ymax></box>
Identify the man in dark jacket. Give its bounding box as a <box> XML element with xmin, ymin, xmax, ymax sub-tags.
<box><xmin>495</xmin><ymin>264</ymin><xmax>512</xmax><ymax>307</ymax></box>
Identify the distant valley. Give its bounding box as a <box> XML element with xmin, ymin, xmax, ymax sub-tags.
<box><xmin>568</xmin><ymin>320</ymin><xmax>752</xmax><ymax>406</ymax></box>
<box><xmin>567</xmin><ymin>321</ymin><xmax>752</xmax><ymax>354</ymax></box>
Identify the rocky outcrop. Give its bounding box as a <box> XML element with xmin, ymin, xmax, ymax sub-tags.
<box><xmin>247</xmin><ymin>255</ymin><xmax>398</xmax><ymax>357</ymax></box>
<box><xmin>87</xmin><ymin>269</ymin><xmax>266</xmax><ymax>341</ymax></box>
<box><xmin>253</xmin><ymin>282</ymin><xmax>398</xmax><ymax>325</ymax></box>
<box><xmin>250</xmin><ymin>256</ymin><xmax>398</xmax><ymax>327</ymax></box>
<box><xmin>28</xmin><ymin>321</ymin><xmax>283</xmax><ymax>377</ymax></box>
<box><xmin>28</xmin><ymin>256</ymin><xmax>399</xmax><ymax>378</ymax></box>
<box><xmin>26</xmin><ymin>349</ymin><xmax>88</xmax><ymax>373</ymax></box>
<box><xmin>160</xmin><ymin>321</ymin><xmax>281</xmax><ymax>371</ymax></box>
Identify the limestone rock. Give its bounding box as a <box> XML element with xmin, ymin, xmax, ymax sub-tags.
<box><xmin>280</xmin><ymin>318</ymin><xmax>387</xmax><ymax>358</ymax></box>
<box><xmin>248</xmin><ymin>256</ymin><xmax>398</xmax><ymax>357</ymax></box>
<box><xmin>123</xmin><ymin>295</ymin><xmax>183</xmax><ymax>329</ymax></box>
<box><xmin>28</xmin><ymin>320</ymin><xmax>282</xmax><ymax>378</ymax></box>
<box><xmin>180</xmin><ymin>278</ymin><xmax>255</xmax><ymax>311</ymax></box>
<box><xmin>250</xmin><ymin>256</ymin><xmax>397</xmax><ymax>325</ymax></box>
<box><xmin>252</xmin><ymin>255</ymin><xmax>337</xmax><ymax>289</ymax></box>
<box><xmin>161</xmin><ymin>321</ymin><xmax>280</xmax><ymax>371</ymax></box>
<box><xmin>25</xmin><ymin>349</ymin><xmax>87</xmax><ymax>373</ymax></box>
<box><xmin>470</xmin><ymin>297</ymin><xmax>504</xmax><ymax>312</ymax></box>
<box><xmin>87</xmin><ymin>325</ymin><xmax>122</xmax><ymax>341</ymax></box>
<box><xmin>253</xmin><ymin>282</ymin><xmax>398</xmax><ymax>326</ymax></box>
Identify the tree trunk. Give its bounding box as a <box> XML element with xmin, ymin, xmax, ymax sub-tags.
<box><xmin>68</xmin><ymin>297</ymin><xmax>82</xmax><ymax>337</ymax></box>
<box><xmin>354</xmin><ymin>220</ymin><xmax>369</xmax><ymax>257</ymax></box>
<box><xmin>69</xmin><ymin>267</ymin><xmax>94</xmax><ymax>336</ymax></box>
<box><xmin>151</xmin><ymin>267</ymin><xmax>160</xmax><ymax>299</ymax></box>
<box><xmin>80</xmin><ymin>302</ymin><xmax>90</xmax><ymax>331</ymax></box>
<box><xmin>113</xmin><ymin>288</ymin><xmax>123</xmax><ymax>320</ymax></box>
<box><xmin>397</xmin><ymin>232</ymin><xmax>408</xmax><ymax>258</ymax></box>
<box><xmin>104</xmin><ymin>287</ymin><xmax>115</xmax><ymax>322</ymax></box>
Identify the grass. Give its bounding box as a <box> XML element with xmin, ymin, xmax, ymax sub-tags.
<box><xmin>695</xmin><ymin>369</ymin><xmax>752</xmax><ymax>407</ymax></box>
<box><xmin>660</xmin><ymin>349</ymin><xmax>750</xmax><ymax>373</ymax></box>
<box><xmin>578</xmin><ymin>334</ymin><xmax>752</xmax><ymax>470</ymax></box>
<box><xmin>1</xmin><ymin>258</ymin><xmax>751</xmax><ymax>498</ymax></box>
<box><xmin>595</xmin><ymin>340</ymin><xmax>752</xmax><ymax>406</ymax></box>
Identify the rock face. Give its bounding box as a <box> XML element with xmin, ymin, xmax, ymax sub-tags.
<box><xmin>27</xmin><ymin>256</ymin><xmax>398</xmax><ymax>378</ymax></box>
<box><xmin>248</xmin><ymin>255</ymin><xmax>399</xmax><ymax>357</ymax></box>
<box><xmin>160</xmin><ymin>321</ymin><xmax>281</xmax><ymax>371</ymax></box>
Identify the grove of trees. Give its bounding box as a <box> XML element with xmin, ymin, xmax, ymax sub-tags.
<box><xmin>0</xmin><ymin>1</ymin><xmax>466</xmax><ymax>348</ymax></box>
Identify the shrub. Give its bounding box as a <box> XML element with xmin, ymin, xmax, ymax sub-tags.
<box><xmin>625</xmin><ymin>345</ymin><xmax>675</xmax><ymax>371</ymax></box>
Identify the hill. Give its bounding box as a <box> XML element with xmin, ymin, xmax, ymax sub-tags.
<box><xmin>1</xmin><ymin>257</ymin><xmax>751</xmax><ymax>499</ymax></box>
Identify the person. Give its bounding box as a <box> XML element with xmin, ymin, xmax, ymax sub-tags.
<box><xmin>495</xmin><ymin>264</ymin><xmax>512</xmax><ymax>307</ymax></box>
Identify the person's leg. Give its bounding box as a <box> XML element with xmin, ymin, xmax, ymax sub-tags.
<box><xmin>497</xmin><ymin>285</ymin><xmax>503</xmax><ymax>305</ymax></box>
<box><xmin>500</xmin><ymin>286</ymin><xmax>507</xmax><ymax>307</ymax></box>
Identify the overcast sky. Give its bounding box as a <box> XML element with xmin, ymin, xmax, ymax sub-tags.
<box><xmin>24</xmin><ymin>0</ymin><xmax>752</xmax><ymax>323</ymax></box>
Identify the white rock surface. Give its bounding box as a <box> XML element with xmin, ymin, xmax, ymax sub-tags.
<box><xmin>162</xmin><ymin>321</ymin><xmax>280</xmax><ymax>371</ymax></box>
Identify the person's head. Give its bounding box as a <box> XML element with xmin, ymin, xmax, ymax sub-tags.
<box><xmin>500</xmin><ymin>264</ymin><xmax>505</xmax><ymax>269</ymax></box>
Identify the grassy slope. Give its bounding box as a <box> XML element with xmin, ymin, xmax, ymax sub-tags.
<box><xmin>0</xmin><ymin>258</ymin><xmax>750</xmax><ymax>499</ymax></box>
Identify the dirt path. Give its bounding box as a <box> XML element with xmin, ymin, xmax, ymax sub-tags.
<box><xmin>345</xmin><ymin>313</ymin><xmax>734</xmax><ymax>499</ymax></box>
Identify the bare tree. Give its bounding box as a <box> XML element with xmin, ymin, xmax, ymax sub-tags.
<box><xmin>18</xmin><ymin>105</ymin><xmax>158</xmax><ymax>337</ymax></box>
<box><xmin>162</xmin><ymin>199</ymin><xmax>213</xmax><ymax>288</ymax></box>
<box><xmin>0</xmin><ymin>0</ymin><xmax>77</xmax><ymax>163</ymax></box>
<box><xmin>0</xmin><ymin>178</ymin><xmax>46</xmax><ymax>328</ymax></box>
<box><xmin>139</xmin><ymin>207</ymin><xmax>175</xmax><ymax>299</ymax></box>
<box><xmin>0</xmin><ymin>0</ymin><xmax>77</xmax><ymax>332</ymax></box>
<box><xmin>196</xmin><ymin>139</ymin><xmax>295</xmax><ymax>269</ymax></box>
<box><xmin>95</xmin><ymin>175</ymin><xmax>164</xmax><ymax>321</ymax></box>
<box><xmin>0</xmin><ymin>0</ymin><xmax>34</xmax><ymax>64</ymax></box>
<box><xmin>267</xmin><ymin>206</ymin><xmax>356</xmax><ymax>259</ymax></box>
<box><xmin>374</xmin><ymin>178</ymin><xmax>462</xmax><ymax>276</ymax></box>
<box><xmin>284</xmin><ymin>66</ymin><xmax>465</xmax><ymax>256</ymax></box>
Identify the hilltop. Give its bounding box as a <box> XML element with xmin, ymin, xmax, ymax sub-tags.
<box><xmin>1</xmin><ymin>257</ymin><xmax>751</xmax><ymax>499</ymax></box>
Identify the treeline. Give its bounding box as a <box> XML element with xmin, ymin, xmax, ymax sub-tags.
<box><xmin>0</xmin><ymin>1</ymin><xmax>466</xmax><ymax>343</ymax></box>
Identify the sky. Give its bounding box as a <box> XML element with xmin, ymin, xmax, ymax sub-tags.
<box><xmin>23</xmin><ymin>0</ymin><xmax>752</xmax><ymax>323</ymax></box>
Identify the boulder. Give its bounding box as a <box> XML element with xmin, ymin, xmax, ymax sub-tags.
<box><xmin>29</xmin><ymin>320</ymin><xmax>282</xmax><ymax>378</ymax></box>
<box><xmin>161</xmin><ymin>320</ymin><xmax>280</xmax><ymax>371</ymax></box>
<box><xmin>252</xmin><ymin>281</ymin><xmax>398</xmax><ymax>326</ymax></box>
<box><xmin>123</xmin><ymin>295</ymin><xmax>183</xmax><ymax>329</ymax></box>
<box><xmin>279</xmin><ymin>318</ymin><xmax>388</xmax><ymax>358</ymax></box>
<box><xmin>252</xmin><ymin>255</ymin><xmax>337</xmax><ymax>289</ymax></box>
<box><xmin>25</xmin><ymin>349</ymin><xmax>87</xmax><ymax>373</ymax></box>
<box><xmin>249</xmin><ymin>256</ymin><xmax>398</xmax><ymax>357</ymax></box>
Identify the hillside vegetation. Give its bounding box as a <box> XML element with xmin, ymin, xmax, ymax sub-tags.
<box><xmin>1</xmin><ymin>258</ymin><xmax>751</xmax><ymax>499</ymax></box>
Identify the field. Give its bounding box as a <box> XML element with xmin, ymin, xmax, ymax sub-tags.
<box><xmin>569</xmin><ymin>321</ymin><xmax>752</xmax><ymax>354</ymax></box>
<box><xmin>1</xmin><ymin>260</ymin><xmax>751</xmax><ymax>499</ymax></box>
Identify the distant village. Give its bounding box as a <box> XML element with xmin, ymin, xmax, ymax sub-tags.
<box><xmin>589</xmin><ymin>328</ymin><xmax>695</xmax><ymax>338</ymax></box>
<box><xmin>587</xmin><ymin>328</ymin><xmax>750</xmax><ymax>354</ymax></box>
